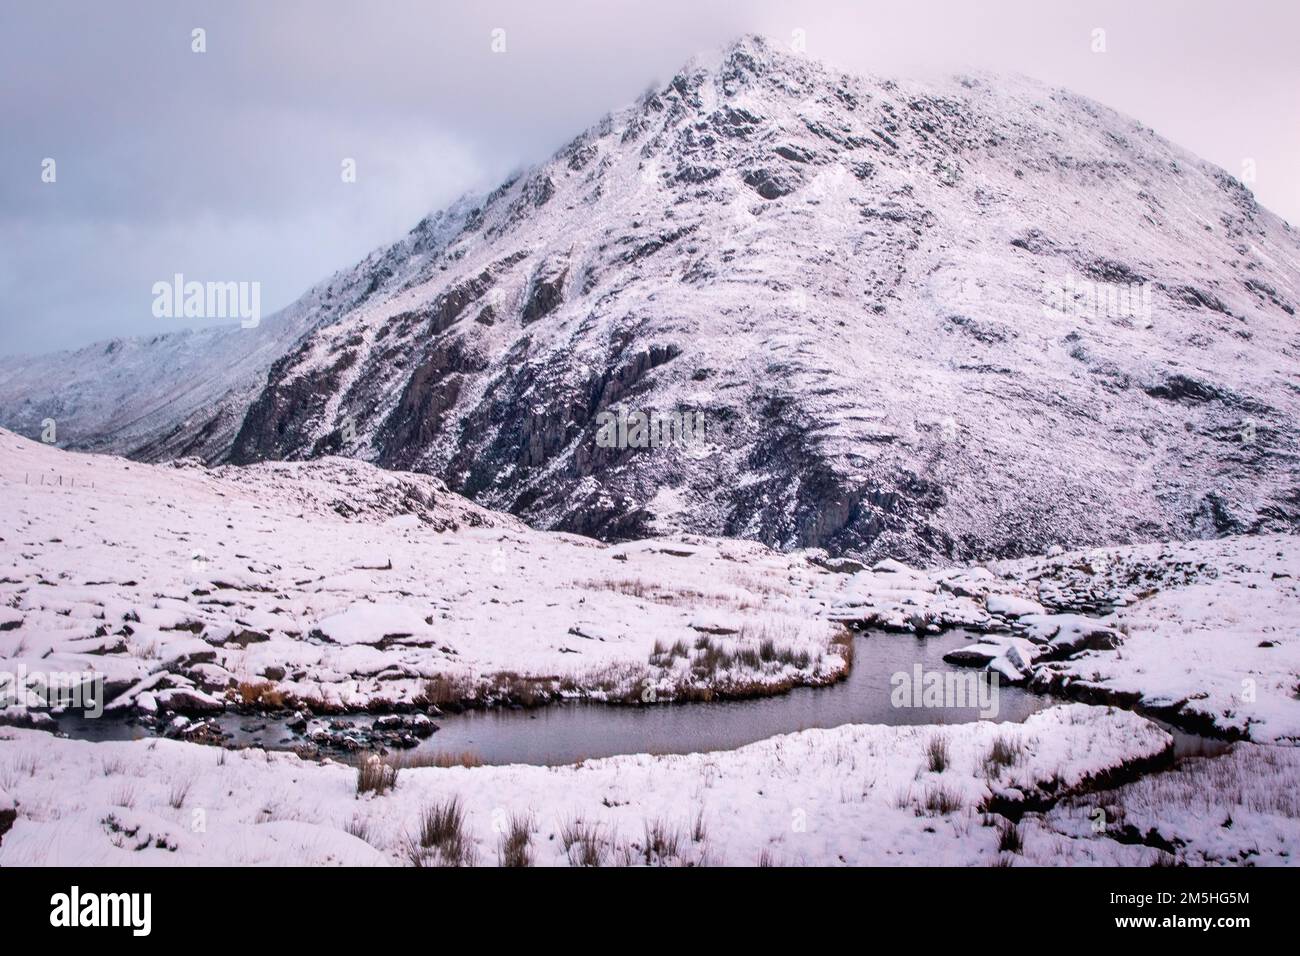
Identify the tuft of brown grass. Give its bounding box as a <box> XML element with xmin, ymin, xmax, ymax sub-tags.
<box><xmin>582</xmin><ymin>578</ymin><xmax>723</xmax><ymax>606</ymax></box>
<box><xmin>925</xmin><ymin>734</ymin><xmax>951</xmax><ymax>774</ymax></box>
<box><xmin>691</xmin><ymin>636</ymin><xmax>735</xmax><ymax>677</ymax></box>
<box><xmin>420</xmin><ymin>674</ymin><xmax>473</xmax><ymax>707</ymax></box>
<box><xmin>14</xmin><ymin>753</ymin><xmax>37</xmax><ymax>777</ymax></box>
<box><xmin>395</xmin><ymin>750</ymin><xmax>484</xmax><ymax>769</ymax></box>
<box><xmin>418</xmin><ymin>797</ymin><xmax>465</xmax><ymax>847</ymax></box>
<box><xmin>830</xmin><ymin>626</ymin><xmax>856</xmax><ymax>668</ymax></box>
<box><xmin>996</xmin><ymin>818</ymin><xmax>1023</xmax><ymax>853</ymax></box>
<box><xmin>921</xmin><ymin>784</ymin><xmax>963</xmax><ymax>816</ymax></box>
<box><xmin>650</xmin><ymin>638</ymin><xmax>691</xmax><ymax>665</ymax></box>
<box><xmin>344</xmin><ymin>814</ymin><xmax>373</xmax><ymax>845</ymax></box>
<box><xmin>408</xmin><ymin>797</ymin><xmax>475</xmax><ymax>867</ymax></box>
<box><xmin>559</xmin><ymin>816</ymin><xmax>605</xmax><ymax>867</ymax></box>
<box><xmin>490</xmin><ymin>671</ymin><xmax>552</xmax><ymax>707</ymax></box>
<box><xmin>168</xmin><ymin>779</ymin><xmax>192</xmax><ymax>809</ymax></box>
<box><xmin>642</xmin><ymin>818</ymin><xmax>682</xmax><ymax>865</ymax></box>
<box><xmin>236</xmin><ymin>681</ymin><xmax>287</xmax><ymax>708</ymax></box>
<box><xmin>498</xmin><ymin>813</ymin><xmax>534</xmax><ymax>867</ymax></box>
<box><xmin>691</xmin><ymin>806</ymin><xmax>708</xmax><ymax>844</ymax></box>
<box><xmin>983</xmin><ymin>735</ymin><xmax>1023</xmax><ymax>776</ymax></box>
<box><xmin>100</xmin><ymin>756</ymin><xmax>125</xmax><ymax>777</ymax></box>
<box><xmin>356</xmin><ymin>755</ymin><xmax>398</xmax><ymax>796</ymax></box>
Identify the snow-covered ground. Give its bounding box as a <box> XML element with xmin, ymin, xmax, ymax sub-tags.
<box><xmin>7</xmin><ymin>428</ymin><xmax>1295</xmax><ymax>739</ymax></box>
<box><xmin>1037</xmin><ymin>741</ymin><xmax>1300</xmax><ymax>866</ymax></box>
<box><xmin>2</xmin><ymin>431</ymin><xmax>1297</xmax><ymax>865</ymax></box>
<box><xmin>0</xmin><ymin>429</ymin><xmax>847</xmax><ymax>719</ymax></box>
<box><xmin>0</xmin><ymin>705</ymin><xmax>1184</xmax><ymax>866</ymax></box>
<box><xmin>826</xmin><ymin>535</ymin><xmax>1300</xmax><ymax>742</ymax></box>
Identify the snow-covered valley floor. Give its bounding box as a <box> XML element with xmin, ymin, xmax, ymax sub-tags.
<box><xmin>1</xmin><ymin>706</ymin><xmax>1294</xmax><ymax>866</ymax></box>
<box><xmin>0</xmin><ymin>429</ymin><xmax>850</xmax><ymax>720</ymax></box>
<box><xmin>1</xmin><ymin>431</ymin><xmax>1297</xmax><ymax>865</ymax></box>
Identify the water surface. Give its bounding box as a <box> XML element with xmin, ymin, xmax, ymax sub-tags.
<box><xmin>58</xmin><ymin>629</ymin><xmax>1056</xmax><ymax>765</ymax></box>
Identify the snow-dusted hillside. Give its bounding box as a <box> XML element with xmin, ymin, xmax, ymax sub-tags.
<box><xmin>4</xmin><ymin>35</ymin><xmax>1300</xmax><ymax>563</ymax></box>
<box><xmin>0</xmin><ymin>315</ymin><xmax>304</xmax><ymax>462</ymax></box>
<box><xmin>222</xmin><ymin>35</ymin><xmax>1300</xmax><ymax>562</ymax></box>
<box><xmin>0</xmin><ymin>429</ymin><xmax>847</xmax><ymax>717</ymax></box>
<box><xmin>0</xmin><ymin>196</ymin><xmax>484</xmax><ymax>462</ymax></box>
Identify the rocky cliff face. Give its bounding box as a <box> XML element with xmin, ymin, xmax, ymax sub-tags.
<box><xmin>14</xmin><ymin>36</ymin><xmax>1300</xmax><ymax>562</ymax></box>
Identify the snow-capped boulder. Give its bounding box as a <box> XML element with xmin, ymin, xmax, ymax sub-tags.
<box><xmin>986</xmin><ymin>594</ymin><xmax>1047</xmax><ymax>618</ymax></box>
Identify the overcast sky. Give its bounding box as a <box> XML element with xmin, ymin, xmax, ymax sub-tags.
<box><xmin>2</xmin><ymin>0</ymin><xmax>1296</xmax><ymax>357</ymax></box>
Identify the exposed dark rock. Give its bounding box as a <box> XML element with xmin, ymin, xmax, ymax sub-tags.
<box><xmin>1178</xmin><ymin>285</ymin><xmax>1233</xmax><ymax>316</ymax></box>
<box><xmin>377</xmin><ymin>339</ymin><xmax>482</xmax><ymax>467</ymax></box>
<box><xmin>1191</xmin><ymin>493</ymin><xmax>1243</xmax><ymax>536</ymax></box>
<box><xmin>1143</xmin><ymin>374</ymin><xmax>1223</xmax><ymax>404</ymax></box>
<box><xmin>1009</xmin><ymin>229</ymin><xmax>1056</xmax><ymax>254</ymax></box>
<box><xmin>521</xmin><ymin>257</ymin><xmax>568</xmax><ymax>325</ymax></box>
<box><xmin>742</xmin><ymin>167</ymin><xmax>799</xmax><ymax>199</ymax></box>
<box><xmin>1082</xmin><ymin>258</ymin><xmax>1146</xmax><ymax>284</ymax></box>
<box><xmin>228</xmin><ymin>346</ymin><xmax>349</xmax><ymax>465</ymax></box>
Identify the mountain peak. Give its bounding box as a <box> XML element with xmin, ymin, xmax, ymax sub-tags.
<box><xmin>7</xmin><ymin>38</ymin><xmax>1298</xmax><ymax>563</ymax></box>
<box><xmin>714</xmin><ymin>31</ymin><xmax>791</xmax><ymax>67</ymax></box>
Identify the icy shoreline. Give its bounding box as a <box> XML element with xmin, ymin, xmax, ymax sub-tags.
<box><xmin>0</xmin><ymin>705</ymin><xmax>1194</xmax><ymax>867</ymax></box>
<box><xmin>824</xmin><ymin>535</ymin><xmax>1300</xmax><ymax>743</ymax></box>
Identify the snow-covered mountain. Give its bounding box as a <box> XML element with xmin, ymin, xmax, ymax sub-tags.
<box><xmin>0</xmin><ymin>196</ymin><xmax>484</xmax><ymax>461</ymax></box>
<box><xmin>0</xmin><ymin>310</ymin><xmax>306</xmax><ymax>462</ymax></box>
<box><xmin>7</xmin><ymin>35</ymin><xmax>1300</xmax><ymax>562</ymax></box>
